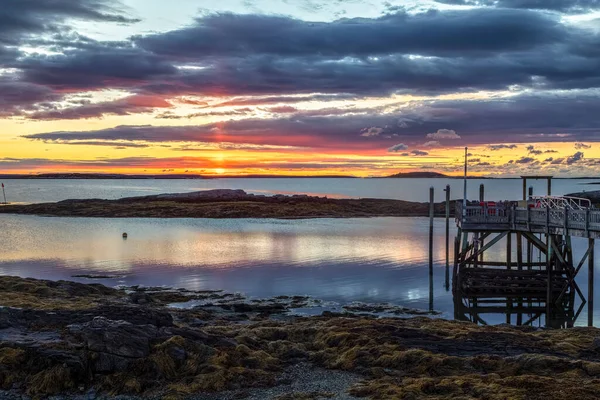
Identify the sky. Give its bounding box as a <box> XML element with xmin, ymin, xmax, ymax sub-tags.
<box><xmin>1</xmin><ymin>0</ymin><xmax>600</xmax><ymax>177</ymax></box>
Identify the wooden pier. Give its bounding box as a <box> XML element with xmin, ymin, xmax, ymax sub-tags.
<box><xmin>453</xmin><ymin>194</ymin><xmax>595</xmax><ymax>327</ymax></box>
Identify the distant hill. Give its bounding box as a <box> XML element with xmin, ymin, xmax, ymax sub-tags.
<box><xmin>385</xmin><ymin>172</ymin><xmax>449</xmax><ymax>178</ymax></box>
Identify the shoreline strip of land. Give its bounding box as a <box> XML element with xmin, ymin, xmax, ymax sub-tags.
<box><xmin>0</xmin><ymin>189</ymin><xmax>454</xmax><ymax>219</ymax></box>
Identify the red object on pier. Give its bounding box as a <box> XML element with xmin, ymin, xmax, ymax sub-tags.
<box><xmin>479</xmin><ymin>201</ymin><xmax>497</xmax><ymax>215</ymax></box>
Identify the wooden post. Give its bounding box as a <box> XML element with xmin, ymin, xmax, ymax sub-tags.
<box><xmin>529</xmin><ymin>186</ymin><xmax>533</xmax><ymax>199</ymax></box>
<box><xmin>547</xmin><ymin>177</ymin><xmax>552</xmax><ymax>196</ymax></box>
<box><xmin>507</xmin><ymin>232</ymin><xmax>512</xmax><ymax>270</ymax></box>
<box><xmin>589</xmin><ymin>238</ymin><xmax>595</xmax><ymax>327</ymax></box>
<box><xmin>527</xmin><ymin>235</ymin><xmax>533</xmax><ymax>271</ymax></box>
<box><xmin>546</xmin><ymin>235</ymin><xmax>553</xmax><ymax>326</ymax></box>
<box><xmin>517</xmin><ymin>233</ymin><xmax>523</xmax><ymax>270</ymax></box>
<box><xmin>445</xmin><ymin>185</ymin><xmax>450</xmax><ymax>291</ymax></box>
<box><xmin>586</xmin><ymin>209</ymin><xmax>591</xmax><ymax>237</ymax></box>
<box><xmin>430</xmin><ymin>187</ymin><xmax>435</xmax><ymax>229</ymax></box>
<box><xmin>506</xmin><ymin>231</ymin><xmax>512</xmax><ymax>324</ymax></box>
<box><xmin>516</xmin><ymin>231</ymin><xmax>523</xmax><ymax>325</ymax></box>
<box><xmin>479</xmin><ymin>185</ymin><xmax>485</xmax><ymax>263</ymax></box>
<box><xmin>564</xmin><ymin>207</ymin><xmax>568</xmax><ymax>236</ymax></box>
<box><xmin>453</xmin><ymin>232</ymin><xmax>460</xmax><ymax>292</ymax></box>
<box><xmin>429</xmin><ymin>187</ymin><xmax>434</xmax><ymax>311</ymax></box>
<box><xmin>522</xmin><ymin>177</ymin><xmax>527</xmax><ymax>201</ymax></box>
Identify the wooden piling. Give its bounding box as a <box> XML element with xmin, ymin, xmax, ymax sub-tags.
<box><xmin>429</xmin><ymin>187</ymin><xmax>434</xmax><ymax>312</ymax></box>
<box><xmin>507</xmin><ymin>232</ymin><xmax>512</xmax><ymax>270</ymax></box>
<box><xmin>546</xmin><ymin>235</ymin><xmax>553</xmax><ymax>323</ymax></box>
<box><xmin>506</xmin><ymin>232</ymin><xmax>512</xmax><ymax>323</ymax></box>
<box><xmin>516</xmin><ymin>233</ymin><xmax>523</xmax><ymax>325</ymax></box>
<box><xmin>445</xmin><ymin>185</ymin><xmax>450</xmax><ymax>291</ymax></box>
<box><xmin>517</xmin><ymin>233</ymin><xmax>523</xmax><ymax>270</ymax></box>
<box><xmin>589</xmin><ymin>238</ymin><xmax>595</xmax><ymax>327</ymax></box>
<box><xmin>479</xmin><ymin>184</ymin><xmax>485</xmax><ymax>263</ymax></box>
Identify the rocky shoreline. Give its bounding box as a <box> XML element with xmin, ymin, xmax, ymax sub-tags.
<box><xmin>2</xmin><ymin>276</ymin><xmax>600</xmax><ymax>399</ymax></box>
<box><xmin>0</xmin><ymin>189</ymin><xmax>451</xmax><ymax>219</ymax></box>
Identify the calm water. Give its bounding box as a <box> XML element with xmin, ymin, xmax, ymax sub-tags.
<box><xmin>1</xmin><ymin>178</ymin><xmax>599</xmax><ymax>326</ymax></box>
<box><xmin>0</xmin><ymin>177</ymin><xmax>598</xmax><ymax>204</ymax></box>
<box><xmin>0</xmin><ymin>214</ymin><xmax>599</xmax><ymax>326</ymax></box>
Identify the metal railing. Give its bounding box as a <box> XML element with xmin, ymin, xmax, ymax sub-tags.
<box><xmin>456</xmin><ymin>199</ymin><xmax>600</xmax><ymax>235</ymax></box>
<box><xmin>530</xmin><ymin>196</ymin><xmax>591</xmax><ymax>210</ymax></box>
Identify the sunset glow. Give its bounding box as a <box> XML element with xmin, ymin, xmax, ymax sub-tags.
<box><xmin>1</xmin><ymin>0</ymin><xmax>600</xmax><ymax>177</ymax></box>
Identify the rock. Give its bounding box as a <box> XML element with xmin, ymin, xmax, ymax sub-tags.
<box><xmin>70</xmin><ymin>317</ymin><xmax>157</xmax><ymax>358</ymax></box>
<box><xmin>129</xmin><ymin>292</ymin><xmax>153</xmax><ymax>305</ymax></box>
<box><xmin>1</xmin><ymin>305</ymin><xmax>173</xmax><ymax>330</ymax></box>
<box><xmin>91</xmin><ymin>352</ymin><xmax>131</xmax><ymax>373</ymax></box>
<box><xmin>592</xmin><ymin>337</ymin><xmax>600</xmax><ymax>350</ymax></box>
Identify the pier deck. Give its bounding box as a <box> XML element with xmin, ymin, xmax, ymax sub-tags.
<box><xmin>453</xmin><ymin>196</ymin><xmax>595</xmax><ymax>327</ymax></box>
<box><xmin>456</xmin><ymin>199</ymin><xmax>600</xmax><ymax>238</ymax></box>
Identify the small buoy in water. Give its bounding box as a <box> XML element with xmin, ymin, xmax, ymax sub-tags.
<box><xmin>122</xmin><ymin>232</ymin><xmax>128</xmax><ymax>239</ymax></box>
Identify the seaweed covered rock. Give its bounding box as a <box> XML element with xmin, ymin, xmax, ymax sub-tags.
<box><xmin>70</xmin><ymin>317</ymin><xmax>157</xmax><ymax>361</ymax></box>
<box><xmin>5</xmin><ymin>276</ymin><xmax>600</xmax><ymax>399</ymax></box>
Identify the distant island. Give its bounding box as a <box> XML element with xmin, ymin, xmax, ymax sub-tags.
<box><xmin>385</xmin><ymin>172</ymin><xmax>449</xmax><ymax>178</ymax></box>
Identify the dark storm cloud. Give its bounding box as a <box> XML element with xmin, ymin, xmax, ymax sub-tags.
<box><xmin>0</xmin><ymin>0</ymin><xmax>137</xmax><ymax>62</ymax></box>
<box><xmin>3</xmin><ymin>6</ymin><xmax>600</xmax><ymax>106</ymax></box>
<box><xmin>18</xmin><ymin>47</ymin><xmax>176</xmax><ymax>90</ymax></box>
<box><xmin>21</xmin><ymin>91</ymin><xmax>600</xmax><ymax>149</ymax></box>
<box><xmin>3</xmin><ymin>0</ymin><xmax>600</xmax><ymax>155</ymax></box>
<box><xmin>134</xmin><ymin>9</ymin><xmax>565</xmax><ymax>58</ymax></box>
<box><xmin>24</xmin><ymin>116</ymin><xmax>403</xmax><ymax>150</ymax></box>
<box><xmin>433</xmin><ymin>0</ymin><xmax>600</xmax><ymax>14</ymax></box>
<box><xmin>214</xmin><ymin>94</ymin><xmax>357</xmax><ymax>107</ymax></box>
<box><xmin>0</xmin><ymin>0</ymin><xmax>137</xmax><ymax>40</ymax></box>
<box><xmin>398</xmin><ymin>93</ymin><xmax>600</xmax><ymax>143</ymax></box>
<box><xmin>0</xmin><ymin>78</ymin><xmax>63</xmax><ymax>117</ymax></box>
<box><xmin>133</xmin><ymin>50</ymin><xmax>600</xmax><ymax>98</ymax></box>
<box><xmin>28</xmin><ymin>95</ymin><xmax>171</xmax><ymax>120</ymax></box>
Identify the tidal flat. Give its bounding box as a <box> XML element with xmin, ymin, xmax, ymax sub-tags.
<box><xmin>3</xmin><ymin>276</ymin><xmax>600</xmax><ymax>399</ymax></box>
